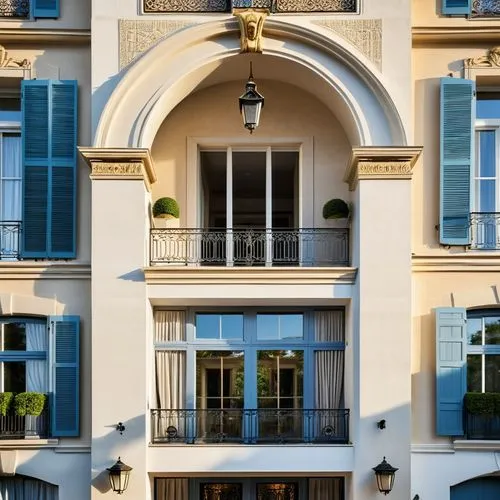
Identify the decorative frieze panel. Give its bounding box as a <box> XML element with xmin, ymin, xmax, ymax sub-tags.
<box><xmin>0</xmin><ymin>0</ymin><xmax>29</xmax><ymax>18</ymax></box>
<box><xmin>472</xmin><ymin>0</ymin><xmax>500</xmax><ymax>17</ymax></box>
<box><xmin>143</xmin><ymin>0</ymin><xmax>356</xmax><ymax>13</ymax></box>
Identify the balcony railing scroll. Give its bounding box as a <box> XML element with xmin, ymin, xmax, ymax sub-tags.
<box><xmin>0</xmin><ymin>0</ymin><xmax>29</xmax><ymax>17</ymax></box>
<box><xmin>150</xmin><ymin>228</ymin><xmax>349</xmax><ymax>267</ymax></box>
<box><xmin>150</xmin><ymin>408</ymin><xmax>349</xmax><ymax>444</ymax></box>
<box><xmin>0</xmin><ymin>221</ymin><xmax>20</xmax><ymax>260</ymax></box>
<box><xmin>472</xmin><ymin>0</ymin><xmax>500</xmax><ymax>17</ymax></box>
<box><xmin>470</xmin><ymin>212</ymin><xmax>500</xmax><ymax>250</ymax></box>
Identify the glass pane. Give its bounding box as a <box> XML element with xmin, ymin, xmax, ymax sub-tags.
<box><xmin>485</xmin><ymin>317</ymin><xmax>500</xmax><ymax>344</ymax></box>
<box><xmin>486</xmin><ymin>355</ymin><xmax>500</xmax><ymax>392</ymax></box>
<box><xmin>1</xmin><ymin>180</ymin><xmax>22</xmax><ymax>220</ymax></box>
<box><xmin>478</xmin><ymin>130</ymin><xmax>496</xmax><ymax>177</ymax></box>
<box><xmin>467</xmin><ymin>355</ymin><xmax>482</xmax><ymax>392</ymax></box>
<box><xmin>477</xmin><ymin>96</ymin><xmax>500</xmax><ymax>118</ymax></box>
<box><xmin>196</xmin><ymin>351</ymin><xmax>244</xmax><ymax>409</ymax></box>
<box><xmin>257</xmin><ymin>483</ymin><xmax>298</xmax><ymax>500</ymax></box>
<box><xmin>3</xmin><ymin>361</ymin><xmax>25</xmax><ymax>393</ymax></box>
<box><xmin>2</xmin><ymin>133</ymin><xmax>21</xmax><ymax>178</ymax></box>
<box><xmin>196</xmin><ymin>314</ymin><xmax>243</xmax><ymax>340</ymax></box>
<box><xmin>467</xmin><ymin>317</ymin><xmax>483</xmax><ymax>345</ymax></box>
<box><xmin>272</xmin><ymin>151</ymin><xmax>298</xmax><ymax>229</ymax></box>
<box><xmin>221</xmin><ymin>315</ymin><xmax>243</xmax><ymax>340</ymax></box>
<box><xmin>200</xmin><ymin>151</ymin><xmax>226</xmax><ymax>229</ymax></box>
<box><xmin>2</xmin><ymin>322</ymin><xmax>26</xmax><ymax>351</ymax></box>
<box><xmin>257</xmin><ymin>314</ymin><xmax>303</xmax><ymax>340</ymax></box>
<box><xmin>478</xmin><ymin>179</ymin><xmax>496</xmax><ymax>212</ymax></box>
<box><xmin>200</xmin><ymin>483</ymin><xmax>242</xmax><ymax>500</ymax></box>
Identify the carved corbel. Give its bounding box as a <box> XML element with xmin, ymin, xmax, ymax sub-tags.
<box><xmin>233</xmin><ymin>8</ymin><xmax>269</xmax><ymax>54</ymax></box>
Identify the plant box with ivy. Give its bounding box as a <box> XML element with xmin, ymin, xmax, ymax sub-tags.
<box><xmin>464</xmin><ymin>392</ymin><xmax>500</xmax><ymax>439</ymax></box>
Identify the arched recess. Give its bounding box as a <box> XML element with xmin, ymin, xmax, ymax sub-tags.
<box><xmin>94</xmin><ymin>19</ymin><xmax>407</xmax><ymax>149</ymax></box>
<box><xmin>452</xmin><ymin>476</ymin><xmax>500</xmax><ymax>500</ymax></box>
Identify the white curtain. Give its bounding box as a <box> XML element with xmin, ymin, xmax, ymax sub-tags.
<box><xmin>309</xmin><ymin>479</ymin><xmax>343</xmax><ymax>500</ymax></box>
<box><xmin>0</xmin><ymin>477</ymin><xmax>58</xmax><ymax>499</ymax></box>
<box><xmin>155</xmin><ymin>311</ymin><xmax>185</xmax><ymax>342</ymax></box>
<box><xmin>26</xmin><ymin>323</ymin><xmax>48</xmax><ymax>393</ymax></box>
<box><xmin>155</xmin><ymin>479</ymin><xmax>188</xmax><ymax>500</ymax></box>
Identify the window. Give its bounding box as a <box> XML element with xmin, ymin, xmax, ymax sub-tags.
<box><xmin>152</xmin><ymin>309</ymin><xmax>347</xmax><ymax>444</ymax></box>
<box><xmin>0</xmin><ymin>0</ymin><xmax>61</xmax><ymax>19</ymax></box>
<box><xmin>0</xmin><ymin>100</ymin><xmax>21</xmax><ymax>261</ymax></box>
<box><xmin>0</xmin><ymin>315</ymin><xmax>80</xmax><ymax>438</ymax></box>
<box><xmin>441</xmin><ymin>0</ymin><xmax>500</xmax><ymax>17</ymax></box>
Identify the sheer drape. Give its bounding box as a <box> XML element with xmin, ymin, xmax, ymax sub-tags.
<box><xmin>26</xmin><ymin>323</ymin><xmax>48</xmax><ymax>393</ymax></box>
<box><xmin>0</xmin><ymin>476</ymin><xmax>58</xmax><ymax>499</ymax></box>
<box><xmin>155</xmin><ymin>478</ymin><xmax>188</xmax><ymax>500</ymax></box>
<box><xmin>314</xmin><ymin>310</ymin><xmax>344</xmax><ymax>342</ymax></box>
<box><xmin>155</xmin><ymin>311</ymin><xmax>185</xmax><ymax>342</ymax></box>
<box><xmin>309</xmin><ymin>478</ymin><xmax>343</xmax><ymax>500</ymax></box>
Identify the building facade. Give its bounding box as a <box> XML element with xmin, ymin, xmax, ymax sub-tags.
<box><xmin>0</xmin><ymin>0</ymin><xmax>498</xmax><ymax>498</ymax></box>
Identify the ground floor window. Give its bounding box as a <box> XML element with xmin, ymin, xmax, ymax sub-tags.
<box><xmin>0</xmin><ymin>475</ymin><xmax>58</xmax><ymax>499</ymax></box>
<box><xmin>155</xmin><ymin>478</ymin><xmax>343</xmax><ymax>500</ymax></box>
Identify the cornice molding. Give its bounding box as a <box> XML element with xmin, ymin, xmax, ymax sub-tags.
<box><xmin>344</xmin><ymin>146</ymin><xmax>422</xmax><ymax>191</ymax></box>
<box><xmin>412</xmin><ymin>26</ymin><xmax>500</xmax><ymax>45</ymax></box>
<box><xmin>453</xmin><ymin>440</ymin><xmax>500</xmax><ymax>451</ymax></box>
<box><xmin>78</xmin><ymin>148</ymin><xmax>157</xmax><ymax>192</ymax></box>
<box><xmin>0</xmin><ymin>263</ymin><xmax>91</xmax><ymax>280</ymax></box>
<box><xmin>412</xmin><ymin>254</ymin><xmax>500</xmax><ymax>272</ymax></box>
<box><xmin>0</xmin><ymin>29</ymin><xmax>90</xmax><ymax>45</ymax></box>
<box><xmin>144</xmin><ymin>266</ymin><xmax>358</xmax><ymax>285</ymax></box>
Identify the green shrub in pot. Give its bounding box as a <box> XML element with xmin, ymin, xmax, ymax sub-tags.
<box><xmin>0</xmin><ymin>393</ymin><xmax>14</xmax><ymax>416</ymax></box>
<box><xmin>153</xmin><ymin>197</ymin><xmax>180</xmax><ymax>219</ymax></box>
<box><xmin>322</xmin><ymin>199</ymin><xmax>349</xmax><ymax>220</ymax></box>
<box><xmin>14</xmin><ymin>392</ymin><xmax>46</xmax><ymax>417</ymax></box>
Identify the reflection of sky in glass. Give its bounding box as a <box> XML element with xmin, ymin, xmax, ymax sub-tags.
<box><xmin>478</xmin><ymin>130</ymin><xmax>495</xmax><ymax>177</ymax></box>
<box><xmin>257</xmin><ymin>314</ymin><xmax>303</xmax><ymax>340</ymax></box>
<box><xmin>195</xmin><ymin>314</ymin><xmax>243</xmax><ymax>339</ymax></box>
<box><xmin>477</xmin><ymin>98</ymin><xmax>500</xmax><ymax>119</ymax></box>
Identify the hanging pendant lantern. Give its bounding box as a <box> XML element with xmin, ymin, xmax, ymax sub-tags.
<box><xmin>239</xmin><ymin>62</ymin><xmax>264</xmax><ymax>133</ymax></box>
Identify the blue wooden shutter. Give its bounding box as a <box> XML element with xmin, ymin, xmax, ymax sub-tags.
<box><xmin>33</xmin><ymin>0</ymin><xmax>60</xmax><ymax>18</ymax></box>
<box><xmin>436</xmin><ymin>307</ymin><xmax>467</xmax><ymax>436</ymax></box>
<box><xmin>49</xmin><ymin>316</ymin><xmax>79</xmax><ymax>437</ymax></box>
<box><xmin>440</xmin><ymin>77</ymin><xmax>475</xmax><ymax>245</ymax></box>
<box><xmin>442</xmin><ymin>0</ymin><xmax>471</xmax><ymax>15</ymax></box>
<box><xmin>21</xmin><ymin>80</ymin><xmax>77</xmax><ymax>259</ymax></box>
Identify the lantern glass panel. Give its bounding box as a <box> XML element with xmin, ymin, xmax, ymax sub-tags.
<box><xmin>242</xmin><ymin>102</ymin><xmax>262</xmax><ymax>129</ymax></box>
<box><xmin>376</xmin><ymin>473</ymin><xmax>394</xmax><ymax>494</ymax></box>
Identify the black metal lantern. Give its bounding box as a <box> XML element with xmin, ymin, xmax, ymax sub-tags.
<box><xmin>239</xmin><ymin>62</ymin><xmax>264</xmax><ymax>133</ymax></box>
<box><xmin>373</xmin><ymin>457</ymin><xmax>398</xmax><ymax>495</ymax></box>
<box><xmin>107</xmin><ymin>457</ymin><xmax>132</xmax><ymax>494</ymax></box>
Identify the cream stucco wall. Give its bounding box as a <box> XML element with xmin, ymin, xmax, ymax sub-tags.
<box><xmin>151</xmin><ymin>80</ymin><xmax>351</xmax><ymax>228</ymax></box>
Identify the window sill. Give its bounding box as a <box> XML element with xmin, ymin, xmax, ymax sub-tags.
<box><xmin>0</xmin><ymin>438</ymin><xmax>59</xmax><ymax>448</ymax></box>
<box><xmin>454</xmin><ymin>439</ymin><xmax>500</xmax><ymax>450</ymax></box>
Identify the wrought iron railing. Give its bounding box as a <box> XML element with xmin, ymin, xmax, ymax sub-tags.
<box><xmin>465</xmin><ymin>411</ymin><xmax>500</xmax><ymax>439</ymax></box>
<box><xmin>144</xmin><ymin>0</ymin><xmax>356</xmax><ymax>13</ymax></box>
<box><xmin>0</xmin><ymin>0</ymin><xmax>29</xmax><ymax>17</ymax></box>
<box><xmin>470</xmin><ymin>213</ymin><xmax>500</xmax><ymax>250</ymax></box>
<box><xmin>150</xmin><ymin>228</ymin><xmax>349</xmax><ymax>267</ymax></box>
<box><xmin>150</xmin><ymin>408</ymin><xmax>349</xmax><ymax>444</ymax></box>
<box><xmin>0</xmin><ymin>409</ymin><xmax>49</xmax><ymax>439</ymax></box>
<box><xmin>0</xmin><ymin>221</ymin><xmax>21</xmax><ymax>260</ymax></box>
<box><xmin>472</xmin><ymin>0</ymin><xmax>500</xmax><ymax>17</ymax></box>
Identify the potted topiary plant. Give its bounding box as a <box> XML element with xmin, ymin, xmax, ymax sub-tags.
<box><xmin>322</xmin><ymin>198</ymin><xmax>350</xmax><ymax>220</ymax></box>
<box><xmin>152</xmin><ymin>197</ymin><xmax>180</xmax><ymax>228</ymax></box>
<box><xmin>14</xmin><ymin>392</ymin><xmax>47</xmax><ymax>439</ymax></box>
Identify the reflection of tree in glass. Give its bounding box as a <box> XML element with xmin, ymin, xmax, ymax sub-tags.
<box><xmin>485</xmin><ymin>318</ymin><xmax>500</xmax><ymax>344</ymax></box>
<box><xmin>467</xmin><ymin>355</ymin><xmax>482</xmax><ymax>392</ymax></box>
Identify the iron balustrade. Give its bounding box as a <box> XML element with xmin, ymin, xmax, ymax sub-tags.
<box><xmin>472</xmin><ymin>0</ymin><xmax>500</xmax><ymax>16</ymax></box>
<box><xmin>0</xmin><ymin>221</ymin><xmax>21</xmax><ymax>260</ymax></box>
<box><xmin>0</xmin><ymin>408</ymin><xmax>49</xmax><ymax>439</ymax></box>
<box><xmin>470</xmin><ymin>213</ymin><xmax>500</xmax><ymax>250</ymax></box>
<box><xmin>465</xmin><ymin>410</ymin><xmax>500</xmax><ymax>440</ymax></box>
<box><xmin>150</xmin><ymin>228</ymin><xmax>349</xmax><ymax>267</ymax></box>
<box><xmin>150</xmin><ymin>408</ymin><xmax>349</xmax><ymax>444</ymax></box>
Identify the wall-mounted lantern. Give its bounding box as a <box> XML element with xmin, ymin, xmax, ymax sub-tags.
<box><xmin>373</xmin><ymin>457</ymin><xmax>398</xmax><ymax>495</ymax></box>
<box><xmin>107</xmin><ymin>457</ymin><xmax>133</xmax><ymax>494</ymax></box>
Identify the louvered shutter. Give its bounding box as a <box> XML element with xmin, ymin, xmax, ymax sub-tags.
<box><xmin>442</xmin><ymin>0</ymin><xmax>471</xmax><ymax>15</ymax></box>
<box><xmin>49</xmin><ymin>316</ymin><xmax>79</xmax><ymax>437</ymax></box>
<box><xmin>436</xmin><ymin>307</ymin><xmax>467</xmax><ymax>436</ymax></box>
<box><xmin>33</xmin><ymin>0</ymin><xmax>60</xmax><ymax>18</ymax></box>
<box><xmin>21</xmin><ymin>80</ymin><xmax>77</xmax><ymax>259</ymax></box>
<box><xmin>440</xmin><ymin>77</ymin><xmax>474</xmax><ymax>245</ymax></box>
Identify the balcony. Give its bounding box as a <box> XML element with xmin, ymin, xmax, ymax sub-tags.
<box><xmin>143</xmin><ymin>0</ymin><xmax>356</xmax><ymax>13</ymax></box>
<box><xmin>470</xmin><ymin>213</ymin><xmax>500</xmax><ymax>250</ymax></box>
<box><xmin>150</xmin><ymin>408</ymin><xmax>349</xmax><ymax>444</ymax></box>
<box><xmin>472</xmin><ymin>0</ymin><xmax>500</xmax><ymax>17</ymax></box>
<box><xmin>150</xmin><ymin>228</ymin><xmax>349</xmax><ymax>267</ymax></box>
<box><xmin>0</xmin><ymin>0</ymin><xmax>29</xmax><ymax>18</ymax></box>
<box><xmin>0</xmin><ymin>221</ymin><xmax>20</xmax><ymax>260</ymax></box>
<box><xmin>0</xmin><ymin>409</ymin><xmax>49</xmax><ymax>439</ymax></box>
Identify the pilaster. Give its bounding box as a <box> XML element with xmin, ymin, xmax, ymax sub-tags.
<box><xmin>80</xmin><ymin>148</ymin><xmax>156</xmax><ymax>500</ymax></box>
<box><xmin>345</xmin><ymin>146</ymin><xmax>421</xmax><ymax>500</ymax></box>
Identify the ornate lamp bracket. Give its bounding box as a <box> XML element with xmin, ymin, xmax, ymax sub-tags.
<box><xmin>233</xmin><ymin>8</ymin><xmax>269</xmax><ymax>53</ymax></box>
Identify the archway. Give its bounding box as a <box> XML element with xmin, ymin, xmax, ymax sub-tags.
<box><xmin>451</xmin><ymin>476</ymin><xmax>500</xmax><ymax>500</ymax></box>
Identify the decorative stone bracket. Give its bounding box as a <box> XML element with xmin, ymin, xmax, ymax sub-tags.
<box><xmin>344</xmin><ymin>146</ymin><xmax>422</xmax><ymax>191</ymax></box>
<box><xmin>78</xmin><ymin>148</ymin><xmax>157</xmax><ymax>192</ymax></box>
<box><xmin>233</xmin><ymin>8</ymin><xmax>269</xmax><ymax>53</ymax></box>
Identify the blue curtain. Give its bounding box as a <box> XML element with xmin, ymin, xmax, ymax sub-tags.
<box><xmin>0</xmin><ymin>476</ymin><xmax>57</xmax><ymax>499</ymax></box>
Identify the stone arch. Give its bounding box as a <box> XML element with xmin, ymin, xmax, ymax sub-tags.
<box><xmin>94</xmin><ymin>19</ymin><xmax>407</xmax><ymax>148</ymax></box>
